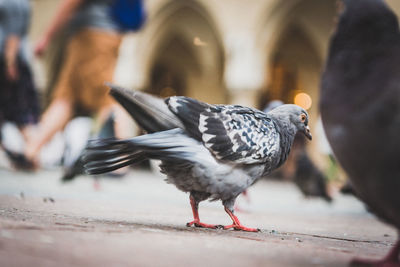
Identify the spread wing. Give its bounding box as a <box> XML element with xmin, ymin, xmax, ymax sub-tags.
<box><xmin>166</xmin><ymin>96</ymin><xmax>280</xmax><ymax>164</ymax></box>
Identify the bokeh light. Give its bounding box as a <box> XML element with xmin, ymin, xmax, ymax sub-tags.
<box><xmin>294</xmin><ymin>92</ymin><xmax>312</xmax><ymax>110</ymax></box>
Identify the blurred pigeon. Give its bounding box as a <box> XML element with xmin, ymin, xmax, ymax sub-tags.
<box><xmin>61</xmin><ymin>115</ymin><xmax>116</xmax><ymax>182</ymax></box>
<box><xmin>61</xmin><ymin>112</ymin><xmax>137</xmax><ymax>182</ymax></box>
<box><xmin>263</xmin><ymin>100</ymin><xmax>284</xmax><ymax>114</ymax></box>
<box><xmin>321</xmin><ymin>0</ymin><xmax>400</xmax><ymax>265</ymax></box>
<box><xmin>84</xmin><ymin>84</ymin><xmax>312</xmax><ymax>232</ymax></box>
<box><xmin>264</xmin><ymin>102</ymin><xmax>331</xmax><ymax>202</ymax></box>
<box><xmin>340</xmin><ymin>180</ymin><xmax>357</xmax><ymax>196</ymax></box>
<box><xmin>61</xmin><ymin>117</ymin><xmax>94</xmax><ymax>182</ymax></box>
<box><xmin>294</xmin><ymin>150</ymin><xmax>332</xmax><ymax>202</ymax></box>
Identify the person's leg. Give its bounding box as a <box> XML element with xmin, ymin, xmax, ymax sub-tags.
<box><xmin>24</xmin><ymin>29</ymin><xmax>84</xmax><ymax>163</ymax></box>
<box><xmin>15</xmin><ymin>58</ymin><xmax>41</xmax><ymax>144</ymax></box>
<box><xmin>25</xmin><ymin>98</ymin><xmax>73</xmax><ymax>161</ymax></box>
<box><xmin>91</xmin><ymin>103</ymin><xmax>114</xmax><ymax>134</ymax></box>
<box><xmin>94</xmin><ymin>103</ymin><xmax>133</xmax><ymax>141</ymax></box>
<box><xmin>19</xmin><ymin>124</ymin><xmax>35</xmax><ymax>142</ymax></box>
<box><xmin>111</xmin><ymin>103</ymin><xmax>134</xmax><ymax>139</ymax></box>
<box><xmin>76</xmin><ymin>30</ymin><xmax>129</xmax><ymax>138</ymax></box>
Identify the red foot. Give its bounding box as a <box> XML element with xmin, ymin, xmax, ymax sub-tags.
<box><xmin>224</xmin><ymin>224</ymin><xmax>260</xmax><ymax>232</ymax></box>
<box><xmin>186</xmin><ymin>220</ymin><xmax>220</xmax><ymax>229</ymax></box>
<box><xmin>223</xmin><ymin>207</ymin><xmax>260</xmax><ymax>232</ymax></box>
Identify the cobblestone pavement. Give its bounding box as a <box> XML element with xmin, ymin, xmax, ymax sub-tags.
<box><xmin>0</xmin><ymin>168</ymin><xmax>397</xmax><ymax>267</ymax></box>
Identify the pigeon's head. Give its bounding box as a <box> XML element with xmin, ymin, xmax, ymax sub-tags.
<box><xmin>334</xmin><ymin>0</ymin><xmax>398</xmax><ymax>44</ymax></box>
<box><xmin>269</xmin><ymin>104</ymin><xmax>312</xmax><ymax>141</ymax></box>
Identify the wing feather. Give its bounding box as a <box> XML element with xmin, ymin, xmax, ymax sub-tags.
<box><xmin>166</xmin><ymin>96</ymin><xmax>280</xmax><ymax>165</ymax></box>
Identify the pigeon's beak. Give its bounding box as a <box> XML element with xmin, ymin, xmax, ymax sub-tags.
<box><xmin>303</xmin><ymin>126</ymin><xmax>312</xmax><ymax>141</ymax></box>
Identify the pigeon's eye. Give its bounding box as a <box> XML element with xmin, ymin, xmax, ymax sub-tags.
<box><xmin>300</xmin><ymin>114</ymin><xmax>307</xmax><ymax>123</ymax></box>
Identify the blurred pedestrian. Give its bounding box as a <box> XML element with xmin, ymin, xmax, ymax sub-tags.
<box><xmin>0</xmin><ymin>0</ymin><xmax>39</xmax><ymax>144</ymax></box>
<box><xmin>23</xmin><ymin>0</ymin><xmax>146</xmax><ymax>168</ymax></box>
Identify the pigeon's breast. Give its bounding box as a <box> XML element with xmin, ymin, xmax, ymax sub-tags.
<box><xmin>161</xmin><ymin>160</ymin><xmax>261</xmax><ymax>201</ymax></box>
<box><xmin>323</xmin><ymin>116</ymin><xmax>400</xmax><ymax>228</ymax></box>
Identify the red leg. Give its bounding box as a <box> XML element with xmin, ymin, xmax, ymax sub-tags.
<box><xmin>351</xmin><ymin>237</ymin><xmax>400</xmax><ymax>267</ymax></box>
<box><xmin>186</xmin><ymin>195</ymin><xmax>219</xmax><ymax>229</ymax></box>
<box><xmin>223</xmin><ymin>207</ymin><xmax>259</xmax><ymax>232</ymax></box>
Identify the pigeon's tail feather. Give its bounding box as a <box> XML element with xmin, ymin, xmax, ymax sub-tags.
<box><xmin>106</xmin><ymin>83</ymin><xmax>183</xmax><ymax>133</ymax></box>
<box><xmin>84</xmin><ymin>129</ymin><xmax>204</xmax><ymax>175</ymax></box>
<box><xmin>83</xmin><ymin>138</ymin><xmax>146</xmax><ymax>175</ymax></box>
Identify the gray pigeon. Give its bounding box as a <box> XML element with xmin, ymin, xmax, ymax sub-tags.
<box><xmin>84</xmin><ymin>85</ymin><xmax>312</xmax><ymax>232</ymax></box>
<box><xmin>321</xmin><ymin>0</ymin><xmax>400</xmax><ymax>265</ymax></box>
<box><xmin>264</xmin><ymin>101</ymin><xmax>332</xmax><ymax>202</ymax></box>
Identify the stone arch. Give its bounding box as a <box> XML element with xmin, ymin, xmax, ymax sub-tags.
<box><xmin>254</xmin><ymin>0</ymin><xmax>336</xmax><ymax>161</ymax></box>
<box><xmin>256</xmin><ymin>0</ymin><xmax>336</xmax><ymax>74</ymax></box>
<box><xmin>263</xmin><ymin>24</ymin><xmax>321</xmax><ymax>115</ymax></box>
<box><xmin>255</xmin><ymin>0</ymin><xmax>336</xmax><ymax>112</ymax></box>
<box><xmin>140</xmin><ymin>0</ymin><xmax>226</xmax><ymax>103</ymax></box>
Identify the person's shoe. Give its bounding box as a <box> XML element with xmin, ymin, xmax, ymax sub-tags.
<box><xmin>3</xmin><ymin>148</ymin><xmax>36</xmax><ymax>171</ymax></box>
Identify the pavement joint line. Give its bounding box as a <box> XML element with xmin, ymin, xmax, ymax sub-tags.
<box><xmin>0</xmin><ymin>210</ymin><xmax>394</xmax><ymax>247</ymax></box>
<box><xmin>0</xmin><ymin>210</ymin><xmax>393</xmax><ymax>246</ymax></box>
<box><xmin>285</xmin><ymin>232</ymin><xmax>392</xmax><ymax>245</ymax></box>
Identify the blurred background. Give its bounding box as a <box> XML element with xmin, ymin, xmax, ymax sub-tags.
<box><xmin>2</xmin><ymin>2</ymin><xmax>400</xmax><ymax>266</ymax></box>
<box><xmin>0</xmin><ymin>3</ymin><xmax>400</xmax><ymax>266</ymax></box>
<box><xmin>2</xmin><ymin>0</ymin><xmax>400</xmax><ymax>195</ymax></box>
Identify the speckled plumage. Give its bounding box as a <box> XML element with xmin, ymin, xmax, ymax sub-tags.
<box><xmin>167</xmin><ymin>97</ymin><xmax>282</xmax><ymax>166</ymax></box>
<box><xmin>84</xmin><ymin>85</ymin><xmax>311</xmax><ymax>230</ymax></box>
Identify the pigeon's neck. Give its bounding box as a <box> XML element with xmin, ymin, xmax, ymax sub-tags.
<box><xmin>270</xmin><ymin>115</ymin><xmax>297</xmax><ymax>168</ymax></box>
<box><xmin>323</xmin><ymin>0</ymin><xmax>400</xmax><ymax>116</ymax></box>
<box><xmin>335</xmin><ymin>0</ymin><xmax>400</xmax><ymax>49</ymax></box>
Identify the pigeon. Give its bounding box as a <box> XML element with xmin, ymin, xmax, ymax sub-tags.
<box><xmin>293</xmin><ymin>150</ymin><xmax>332</xmax><ymax>202</ymax></box>
<box><xmin>321</xmin><ymin>0</ymin><xmax>400</xmax><ymax>265</ymax></box>
<box><xmin>84</xmin><ymin>84</ymin><xmax>312</xmax><ymax>232</ymax></box>
<box><xmin>61</xmin><ymin>115</ymin><xmax>116</xmax><ymax>182</ymax></box>
<box><xmin>264</xmin><ymin>101</ymin><xmax>332</xmax><ymax>202</ymax></box>
<box><xmin>340</xmin><ymin>180</ymin><xmax>357</xmax><ymax>196</ymax></box>
<box><xmin>268</xmin><ymin>136</ymin><xmax>332</xmax><ymax>203</ymax></box>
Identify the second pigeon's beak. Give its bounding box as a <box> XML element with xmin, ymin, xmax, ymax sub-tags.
<box><xmin>303</xmin><ymin>126</ymin><xmax>312</xmax><ymax>140</ymax></box>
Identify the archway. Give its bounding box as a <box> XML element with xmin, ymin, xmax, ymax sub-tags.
<box><xmin>261</xmin><ymin>24</ymin><xmax>321</xmax><ymax>118</ymax></box>
<box><xmin>145</xmin><ymin>1</ymin><xmax>226</xmax><ymax>103</ymax></box>
<box><xmin>257</xmin><ymin>0</ymin><xmax>337</xmax><ymax>169</ymax></box>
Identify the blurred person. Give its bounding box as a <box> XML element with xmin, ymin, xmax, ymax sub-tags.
<box><xmin>0</xmin><ymin>0</ymin><xmax>39</xmax><ymax>148</ymax></box>
<box><xmin>23</xmin><ymin>0</ymin><xmax>146</xmax><ymax>168</ymax></box>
